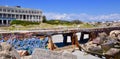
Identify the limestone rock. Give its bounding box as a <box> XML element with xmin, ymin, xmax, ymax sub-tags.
<box><xmin>0</xmin><ymin>42</ymin><xmax>20</xmax><ymax>59</ymax></box>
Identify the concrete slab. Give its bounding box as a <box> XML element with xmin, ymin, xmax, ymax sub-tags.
<box><xmin>72</xmin><ymin>50</ymin><xmax>101</xmax><ymax>59</ymax></box>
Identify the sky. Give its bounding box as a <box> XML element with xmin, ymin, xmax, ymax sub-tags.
<box><xmin>0</xmin><ymin>0</ymin><xmax>120</xmax><ymax>22</ymax></box>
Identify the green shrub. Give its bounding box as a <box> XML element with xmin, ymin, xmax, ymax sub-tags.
<box><xmin>10</xmin><ymin>20</ymin><xmax>40</xmax><ymax>26</ymax></box>
<box><xmin>46</xmin><ymin>20</ymin><xmax>72</xmax><ymax>25</ymax></box>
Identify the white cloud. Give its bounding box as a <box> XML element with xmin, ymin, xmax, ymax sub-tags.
<box><xmin>44</xmin><ymin>12</ymin><xmax>120</xmax><ymax>22</ymax></box>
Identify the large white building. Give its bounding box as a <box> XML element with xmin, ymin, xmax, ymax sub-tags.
<box><xmin>0</xmin><ymin>6</ymin><xmax>43</xmax><ymax>25</ymax></box>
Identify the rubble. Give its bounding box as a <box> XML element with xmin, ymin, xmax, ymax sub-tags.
<box><xmin>0</xmin><ymin>42</ymin><xmax>20</xmax><ymax>59</ymax></box>
<box><xmin>81</xmin><ymin>30</ymin><xmax>120</xmax><ymax>59</ymax></box>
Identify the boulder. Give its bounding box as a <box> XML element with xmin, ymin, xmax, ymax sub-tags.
<box><xmin>0</xmin><ymin>42</ymin><xmax>20</xmax><ymax>59</ymax></box>
<box><xmin>110</xmin><ymin>30</ymin><xmax>120</xmax><ymax>37</ymax></box>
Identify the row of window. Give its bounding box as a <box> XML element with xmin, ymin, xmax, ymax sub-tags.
<box><xmin>0</xmin><ymin>8</ymin><xmax>41</xmax><ymax>14</ymax></box>
<box><xmin>0</xmin><ymin>14</ymin><xmax>41</xmax><ymax>19</ymax></box>
<box><xmin>0</xmin><ymin>16</ymin><xmax>41</xmax><ymax>19</ymax></box>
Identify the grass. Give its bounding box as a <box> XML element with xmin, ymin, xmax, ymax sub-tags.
<box><xmin>0</xmin><ymin>23</ymin><xmax>96</xmax><ymax>31</ymax></box>
<box><xmin>80</xmin><ymin>23</ymin><xmax>95</xmax><ymax>28</ymax></box>
<box><xmin>0</xmin><ymin>19</ymin><xmax>96</xmax><ymax>31</ymax></box>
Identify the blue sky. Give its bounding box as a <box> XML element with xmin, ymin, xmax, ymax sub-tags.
<box><xmin>0</xmin><ymin>0</ymin><xmax>120</xmax><ymax>22</ymax></box>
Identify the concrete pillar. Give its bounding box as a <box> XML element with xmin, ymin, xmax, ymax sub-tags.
<box><xmin>26</xmin><ymin>15</ymin><xmax>27</xmax><ymax>20</ymax></box>
<box><xmin>71</xmin><ymin>33</ymin><xmax>81</xmax><ymax>51</ymax></box>
<box><xmin>14</xmin><ymin>14</ymin><xmax>16</xmax><ymax>18</ymax></box>
<box><xmin>32</xmin><ymin>15</ymin><xmax>34</xmax><ymax>21</ymax></box>
<box><xmin>27</xmin><ymin>15</ymin><xmax>29</xmax><ymax>20</ymax></box>
<box><xmin>29</xmin><ymin>15</ymin><xmax>30</xmax><ymax>21</ymax></box>
<box><xmin>2</xmin><ymin>14</ymin><xmax>3</xmax><ymax>17</ymax></box>
<box><xmin>18</xmin><ymin>15</ymin><xmax>20</xmax><ymax>19</ymax></box>
<box><xmin>21</xmin><ymin>15</ymin><xmax>23</xmax><ymax>20</ymax></box>
<box><xmin>6</xmin><ymin>20</ymin><xmax>8</xmax><ymax>24</ymax></box>
<box><xmin>29</xmin><ymin>15</ymin><xmax>31</xmax><ymax>21</ymax></box>
<box><xmin>34</xmin><ymin>16</ymin><xmax>37</xmax><ymax>21</ymax></box>
<box><xmin>47</xmin><ymin>36</ymin><xmax>56</xmax><ymax>50</ymax></box>
<box><xmin>37</xmin><ymin>16</ymin><xmax>39</xmax><ymax>22</ymax></box>
<box><xmin>3</xmin><ymin>14</ymin><xmax>6</xmax><ymax>18</ymax></box>
<box><xmin>27</xmin><ymin>15</ymin><xmax>29</xmax><ymax>21</ymax></box>
<box><xmin>2</xmin><ymin>20</ymin><xmax>4</xmax><ymax>25</ymax></box>
<box><xmin>40</xmin><ymin>16</ymin><xmax>43</xmax><ymax>23</ymax></box>
<box><xmin>6</xmin><ymin>14</ymin><xmax>8</xmax><ymax>18</ymax></box>
<box><xmin>36</xmin><ymin>16</ymin><xmax>38</xmax><ymax>19</ymax></box>
<box><xmin>63</xmin><ymin>34</ymin><xmax>68</xmax><ymax>45</ymax></box>
<box><xmin>10</xmin><ymin>14</ymin><xmax>12</xmax><ymax>18</ymax></box>
<box><xmin>79</xmin><ymin>32</ymin><xmax>90</xmax><ymax>44</ymax></box>
<box><xmin>1</xmin><ymin>8</ymin><xmax>3</xmax><ymax>12</ymax></box>
<box><xmin>12</xmin><ymin>14</ymin><xmax>14</xmax><ymax>18</ymax></box>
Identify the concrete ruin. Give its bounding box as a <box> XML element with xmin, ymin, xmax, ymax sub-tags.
<box><xmin>0</xmin><ymin>42</ymin><xmax>20</xmax><ymax>59</ymax></box>
<box><xmin>32</xmin><ymin>48</ymin><xmax>77</xmax><ymax>59</ymax></box>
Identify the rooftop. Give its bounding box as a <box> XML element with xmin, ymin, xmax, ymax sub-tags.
<box><xmin>0</xmin><ymin>6</ymin><xmax>42</xmax><ymax>11</ymax></box>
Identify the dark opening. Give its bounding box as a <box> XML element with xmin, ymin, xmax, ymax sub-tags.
<box><xmin>0</xmin><ymin>20</ymin><xmax>2</xmax><ymax>24</ymax></box>
<box><xmin>8</xmin><ymin>20</ymin><xmax>11</xmax><ymax>24</ymax></box>
<box><xmin>3</xmin><ymin>20</ymin><xmax>6</xmax><ymax>24</ymax></box>
<box><xmin>12</xmin><ymin>14</ymin><xmax>15</xmax><ymax>18</ymax></box>
<box><xmin>0</xmin><ymin>14</ymin><xmax>2</xmax><ymax>17</ymax></box>
<box><xmin>79</xmin><ymin>32</ymin><xmax>90</xmax><ymax>44</ymax></box>
<box><xmin>20</xmin><ymin>15</ymin><xmax>22</xmax><ymax>19</ymax></box>
<box><xmin>8</xmin><ymin>14</ymin><xmax>11</xmax><ymax>18</ymax></box>
<box><xmin>23</xmin><ymin>15</ymin><xmax>26</xmax><ymax>19</ymax></box>
<box><xmin>16</xmin><ymin>15</ymin><xmax>19</xmax><ymax>19</ymax></box>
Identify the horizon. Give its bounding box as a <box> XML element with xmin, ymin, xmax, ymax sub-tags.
<box><xmin>0</xmin><ymin>0</ymin><xmax>120</xmax><ymax>22</ymax></box>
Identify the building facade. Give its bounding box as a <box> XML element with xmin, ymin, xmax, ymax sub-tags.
<box><xmin>0</xmin><ymin>6</ymin><xmax>42</xmax><ymax>25</ymax></box>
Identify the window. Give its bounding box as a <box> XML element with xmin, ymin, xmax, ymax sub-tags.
<box><xmin>15</xmin><ymin>10</ymin><xmax>18</xmax><ymax>13</ymax></box>
<box><xmin>3</xmin><ymin>9</ymin><xmax>6</xmax><ymax>12</ymax></box>
<box><xmin>0</xmin><ymin>14</ymin><xmax>2</xmax><ymax>17</ymax></box>
<box><xmin>32</xmin><ymin>11</ymin><xmax>34</xmax><ymax>14</ymax></box>
<box><xmin>22</xmin><ymin>10</ymin><xmax>24</xmax><ymax>13</ymax></box>
<box><xmin>37</xmin><ymin>11</ymin><xmax>40</xmax><ymax>14</ymax></box>
<box><xmin>0</xmin><ymin>9</ymin><xmax>2</xmax><ymax>11</ymax></box>
<box><xmin>39</xmin><ymin>11</ymin><xmax>42</xmax><ymax>14</ymax></box>
<box><xmin>8</xmin><ymin>14</ymin><xmax>11</xmax><ymax>18</ymax></box>
<box><xmin>11</xmin><ymin>10</ymin><xmax>14</xmax><ymax>12</ymax></box>
<box><xmin>7</xmin><ymin>9</ymin><xmax>10</xmax><ymax>12</ymax></box>
<box><xmin>19</xmin><ymin>10</ymin><xmax>21</xmax><ymax>13</ymax></box>
<box><xmin>34</xmin><ymin>11</ymin><xmax>36</xmax><ymax>14</ymax></box>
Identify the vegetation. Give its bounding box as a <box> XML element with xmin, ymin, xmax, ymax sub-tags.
<box><xmin>44</xmin><ymin>19</ymin><xmax>83</xmax><ymax>25</ymax></box>
<box><xmin>71</xmin><ymin>20</ymin><xmax>83</xmax><ymax>24</ymax></box>
<box><xmin>10</xmin><ymin>16</ymin><xmax>84</xmax><ymax>26</ymax></box>
<box><xmin>45</xmin><ymin>20</ymin><xmax>73</xmax><ymax>25</ymax></box>
<box><xmin>80</xmin><ymin>23</ymin><xmax>94</xmax><ymax>28</ymax></box>
<box><xmin>0</xmin><ymin>16</ymin><xmax>97</xmax><ymax>31</ymax></box>
<box><xmin>42</xmin><ymin>15</ymin><xmax>47</xmax><ymax>23</ymax></box>
<box><xmin>10</xmin><ymin>20</ymin><xmax>40</xmax><ymax>26</ymax></box>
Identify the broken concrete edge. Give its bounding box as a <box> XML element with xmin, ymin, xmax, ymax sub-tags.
<box><xmin>32</xmin><ymin>48</ymin><xmax>77</xmax><ymax>59</ymax></box>
<box><xmin>0</xmin><ymin>42</ymin><xmax>21</xmax><ymax>59</ymax></box>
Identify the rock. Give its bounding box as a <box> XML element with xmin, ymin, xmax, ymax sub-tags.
<box><xmin>0</xmin><ymin>42</ymin><xmax>20</xmax><ymax>59</ymax></box>
<box><xmin>72</xmin><ymin>50</ymin><xmax>100</xmax><ymax>59</ymax></box>
<box><xmin>98</xmin><ymin>32</ymin><xmax>108</xmax><ymax>38</ymax></box>
<box><xmin>0</xmin><ymin>42</ymin><xmax>12</xmax><ymax>51</ymax></box>
<box><xmin>110</xmin><ymin>30</ymin><xmax>120</xmax><ymax>37</ymax></box>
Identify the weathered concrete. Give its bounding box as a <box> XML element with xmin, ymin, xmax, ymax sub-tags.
<box><xmin>0</xmin><ymin>42</ymin><xmax>20</xmax><ymax>59</ymax></box>
<box><xmin>72</xmin><ymin>50</ymin><xmax>101</xmax><ymax>59</ymax></box>
<box><xmin>32</xmin><ymin>48</ymin><xmax>77</xmax><ymax>59</ymax></box>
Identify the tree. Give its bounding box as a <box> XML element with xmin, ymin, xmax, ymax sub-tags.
<box><xmin>42</xmin><ymin>15</ymin><xmax>47</xmax><ymax>23</ymax></box>
<box><xmin>71</xmin><ymin>20</ymin><xmax>83</xmax><ymax>24</ymax></box>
